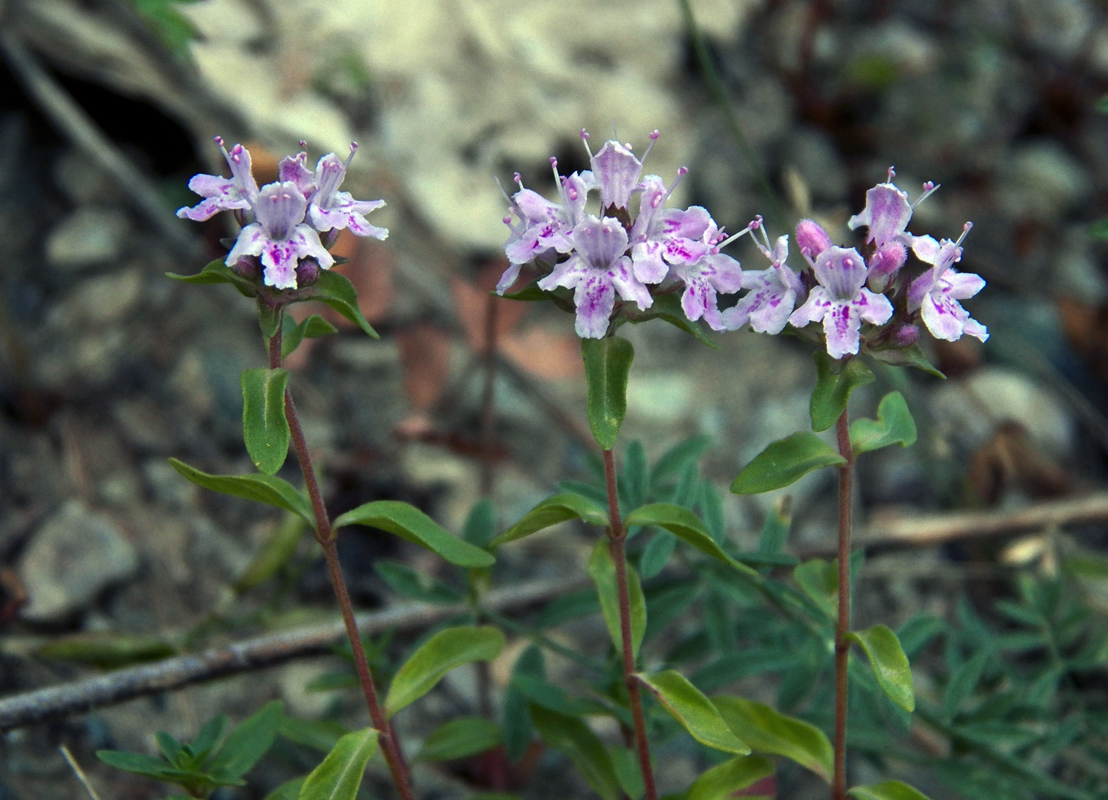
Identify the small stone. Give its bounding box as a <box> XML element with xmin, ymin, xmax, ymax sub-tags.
<box><xmin>49</xmin><ymin>269</ymin><xmax>144</xmax><ymax>328</ymax></box>
<box><xmin>45</xmin><ymin>207</ymin><xmax>133</xmax><ymax>271</ymax></box>
<box><xmin>18</xmin><ymin>501</ymin><xmax>139</xmax><ymax>623</ymax></box>
<box><xmin>998</xmin><ymin>141</ymin><xmax>1093</xmax><ymax>220</ymax></box>
<box><xmin>53</xmin><ymin>149</ymin><xmax>118</xmax><ymax>206</ymax></box>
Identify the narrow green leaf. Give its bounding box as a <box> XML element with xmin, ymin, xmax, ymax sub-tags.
<box><xmin>168</xmin><ymin>458</ymin><xmax>314</xmax><ymax>526</ymax></box>
<box><xmin>756</xmin><ymin>498</ymin><xmax>791</xmax><ymax>558</ymax></box>
<box><xmin>849</xmin><ymin>392</ymin><xmax>917</xmax><ymax>455</ymax></box>
<box><xmin>942</xmin><ymin>649</ymin><xmax>990</xmax><ymax>716</ymax></box>
<box><xmin>208</xmin><ymin>700</ymin><xmax>283</xmax><ymax>779</ymax></box>
<box><xmin>156</xmin><ymin>731</ymin><xmax>184</xmax><ymax>765</ymax></box>
<box><xmin>637</xmin><ymin>670</ymin><xmax>749</xmax><ymax>755</ymax></box>
<box><xmin>503</xmin><ymin>646</ymin><xmax>543</xmax><ymax>762</ymax></box>
<box><xmin>310</xmin><ymin>270</ymin><xmax>378</xmax><ymax>339</ymax></box>
<box><xmin>793</xmin><ymin>558</ymin><xmax>838</xmax><ymax>620</ymax></box>
<box><xmin>264</xmin><ymin>776</ymin><xmax>305</xmax><ymax>800</ymax></box>
<box><xmin>581</xmin><ymin>336</ymin><xmax>634</xmax><ymax>450</ymax></box>
<box><xmin>235</xmin><ymin>516</ymin><xmax>306</xmax><ymax>592</ymax></box>
<box><xmin>385</xmin><ymin>626</ymin><xmax>505</xmax><ymax>717</ymax></box>
<box><xmin>414</xmin><ymin>717</ymin><xmax>503</xmax><ymax>762</ymax></box>
<box><xmin>490</xmin><ymin>493</ymin><xmax>609</xmax><ymax>547</ymax></box>
<box><xmin>333</xmin><ymin>501</ymin><xmax>494</xmax><ymax>568</ymax></box>
<box><xmin>686</xmin><ymin>755</ymin><xmax>775</xmax><ymax>800</ymax></box>
<box><xmin>188</xmin><ymin>715</ymin><xmax>229</xmax><ymax>763</ymax></box>
<box><xmin>730</xmin><ymin>432</ymin><xmax>846</xmax><ymax>495</ymax></box>
<box><xmin>896</xmin><ymin>614</ymin><xmax>946</xmax><ymax>659</ymax></box>
<box><xmin>609</xmin><ymin>745</ymin><xmax>645</xmax><ymax>800</ymax></box>
<box><xmin>588</xmin><ymin>539</ymin><xmax>646</xmax><ymax>661</ymax></box>
<box><xmin>619</xmin><ymin>440</ymin><xmax>649</xmax><ymax>510</ymax></box>
<box><xmin>278</xmin><ymin>717</ymin><xmax>348</xmax><ymax>753</ymax></box>
<box><xmin>37</xmin><ymin>633</ymin><xmax>176</xmax><ymax>668</ymax></box>
<box><xmin>167</xmin><ymin>259</ymin><xmax>255</xmax><ymax>297</ymax></box>
<box><xmin>257</xmin><ymin>298</ymin><xmax>283</xmax><ymax>340</ymax></box>
<box><xmin>529</xmin><ymin>705</ymin><xmax>621</xmax><ymax>800</ymax></box>
<box><xmin>650</xmin><ymin>434</ymin><xmax>714</xmax><ymax>488</ymax></box>
<box><xmin>846</xmin><ymin>624</ymin><xmax>915</xmax><ymax>712</ymax></box>
<box><xmin>866</xmin><ymin>342</ymin><xmax>945</xmax><ymax>378</ymax></box>
<box><xmin>374</xmin><ymin>560</ymin><xmax>462</xmax><ymax>604</ymax></box>
<box><xmin>462</xmin><ymin>498</ymin><xmax>498</xmax><ymax>547</ymax></box>
<box><xmin>712</xmin><ymin>696</ymin><xmax>833</xmax><ymax>781</ymax></box>
<box><xmin>297</xmin><ymin>728</ymin><xmax>378</xmax><ymax>800</ymax></box>
<box><xmin>624</xmin><ymin>503</ymin><xmax>757</xmax><ymax>577</ymax></box>
<box><xmin>810</xmin><ymin>353</ymin><xmax>875</xmax><ymax>432</ymax></box>
<box><xmin>94</xmin><ymin>749</ymin><xmax>185</xmax><ymax>780</ymax></box>
<box><xmin>639</xmin><ymin>530</ymin><xmax>676</xmax><ymax>579</ymax></box>
<box><xmin>848</xmin><ymin>779</ymin><xmax>932</xmax><ymax>800</ymax></box>
<box><xmin>282</xmin><ymin>314</ymin><xmax>338</xmax><ymax>360</ymax></box>
<box><xmin>241</xmin><ymin>368</ymin><xmax>291</xmax><ymax>475</ymax></box>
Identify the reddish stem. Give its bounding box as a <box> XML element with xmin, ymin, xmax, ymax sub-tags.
<box><xmin>832</xmin><ymin>410</ymin><xmax>855</xmax><ymax>800</ymax></box>
<box><xmin>269</xmin><ymin>314</ymin><xmax>416</xmax><ymax>800</ymax></box>
<box><xmin>602</xmin><ymin>448</ymin><xmax>658</xmax><ymax>800</ymax></box>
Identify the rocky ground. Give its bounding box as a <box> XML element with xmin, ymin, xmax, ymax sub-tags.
<box><xmin>2</xmin><ymin>1</ymin><xmax>1108</xmax><ymax>799</ymax></box>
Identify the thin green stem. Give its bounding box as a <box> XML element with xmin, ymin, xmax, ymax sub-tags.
<box><xmin>603</xmin><ymin>448</ymin><xmax>658</xmax><ymax>800</ymax></box>
<box><xmin>832</xmin><ymin>409</ymin><xmax>854</xmax><ymax>800</ymax></box>
<box><xmin>268</xmin><ymin>313</ymin><xmax>416</xmax><ymax>800</ymax></box>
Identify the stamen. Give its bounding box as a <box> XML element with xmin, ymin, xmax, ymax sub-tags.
<box><xmin>913</xmin><ymin>180</ymin><xmax>941</xmax><ymax>208</ymax></box>
<box><xmin>214</xmin><ymin>135</ymin><xmax>225</xmax><ymax>148</ymax></box>
<box><xmin>580</xmin><ymin>129</ymin><xmax>593</xmax><ymax>160</ymax></box>
<box><xmin>718</xmin><ymin>216</ymin><xmax>762</xmax><ymax>250</ymax></box>
<box><xmin>343</xmin><ymin>142</ymin><xmax>359</xmax><ymax>169</ymax></box>
<box><xmin>641</xmin><ymin>129</ymin><xmax>661</xmax><ymax>162</ymax></box>
<box><xmin>887</xmin><ymin>166</ymin><xmax>896</xmax><ymax>182</ymax></box>
<box><xmin>298</xmin><ymin>139</ymin><xmax>307</xmax><ymax>148</ymax></box>
<box><xmin>955</xmin><ymin>221</ymin><xmax>973</xmax><ymax>246</ymax></box>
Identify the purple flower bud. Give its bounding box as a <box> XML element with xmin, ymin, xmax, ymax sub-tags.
<box><xmin>230</xmin><ymin>255</ymin><xmax>262</xmax><ymax>281</ymax></box>
<box><xmin>295</xmin><ymin>257</ymin><xmax>321</xmax><ymax>287</ymax></box>
<box><xmin>796</xmin><ymin>219</ymin><xmax>833</xmax><ymax>261</ymax></box>
<box><xmin>893</xmin><ymin>323</ymin><xmax>921</xmax><ymax>347</ymax></box>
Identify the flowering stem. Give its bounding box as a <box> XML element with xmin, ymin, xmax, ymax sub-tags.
<box><xmin>602</xmin><ymin>448</ymin><xmax>658</xmax><ymax>800</ymax></box>
<box><xmin>832</xmin><ymin>409</ymin><xmax>855</xmax><ymax>800</ymax></box>
<box><xmin>267</xmin><ymin>312</ymin><xmax>416</xmax><ymax>800</ymax></box>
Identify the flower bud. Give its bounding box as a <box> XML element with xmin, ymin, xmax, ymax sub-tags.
<box><xmin>230</xmin><ymin>255</ymin><xmax>262</xmax><ymax>282</ymax></box>
<box><xmin>795</xmin><ymin>219</ymin><xmax>833</xmax><ymax>261</ymax></box>
<box><xmin>893</xmin><ymin>323</ymin><xmax>920</xmax><ymax>348</ymax></box>
<box><xmin>295</xmin><ymin>257</ymin><xmax>321</xmax><ymax>287</ymax></box>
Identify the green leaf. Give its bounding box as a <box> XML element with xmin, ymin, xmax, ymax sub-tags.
<box><xmin>95</xmin><ymin>749</ymin><xmax>187</xmax><ymax>781</ymax></box>
<box><xmin>623</xmin><ymin>292</ymin><xmax>718</xmax><ymax>349</ymax></box>
<box><xmin>207</xmin><ymin>700</ymin><xmax>283</xmax><ymax>779</ymax></box>
<box><xmin>187</xmin><ymin>715</ymin><xmax>228</xmax><ymax>764</ymax></box>
<box><xmin>264</xmin><ymin>776</ymin><xmax>305</xmax><ymax>800</ymax></box>
<box><xmin>756</xmin><ymin>499</ymin><xmax>791</xmax><ymax>558</ymax></box>
<box><xmin>636</xmin><ymin>671</ymin><xmax>749</xmax><ymax>755</ymax></box>
<box><xmin>619</xmin><ymin>440</ymin><xmax>649</xmax><ymax>510</ymax></box>
<box><xmin>374</xmin><ymin>560</ymin><xmax>462</xmax><ymax>604</ymax></box>
<box><xmin>282</xmin><ymin>314</ymin><xmax>338</xmax><ymax>360</ymax></box>
<box><xmin>650</xmin><ymin>434</ymin><xmax>714</xmax><ymax>489</ymax></box>
<box><xmin>257</xmin><ymin>298</ymin><xmax>283</xmax><ymax>340</ymax></box>
<box><xmin>333</xmin><ymin>501</ymin><xmax>494</xmax><ymax>568</ymax></box>
<box><xmin>712</xmin><ymin>696</ymin><xmax>833</xmax><ymax>781</ymax></box>
<box><xmin>846</xmin><ymin>624</ymin><xmax>915</xmax><ymax>712</ymax></box>
<box><xmin>849</xmin><ymin>392</ymin><xmax>917</xmax><ymax>455</ymax></box>
<box><xmin>385</xmin><ymin>626</ymin><xmax>505</xmax><ymax>717</ymax></box>
<box><xmin>588</xmin><ymin>539</ymin><xmax>646</xmax><ymax>661</ymax></box>
<box><xmin>167</xmin><ymin>258</ymin><xmax>255</xmax><ymax>297</ymax></box>
<box><xmin>235</xmin><ymin>516</ymin><xmax>306</xmax><ymax>592</ymax></box>
<box><xmin>503</xmin><ymin>646</ymin><xmax>543</xmax><ymax>762</ymax></box>
<box><xmin>581</xmin><ymin>336</ymin><xmax>634</xmax><ymax>450</ymax></box>
<box><xmin>414</xmin><ymin>717</ymin><xmax>502</xmax><ymax>762</ymax></box>
<box><xmin>529</xmin><ymin>705</ymin><xmax>621</xmax><ymax>800</ymax></box>
<box><xmin>241</xmin><ymin>368</ymin><xmax>291</xmax><ymax>475</ymax></box>
<box><xmin>793</xmin><ymin>558</ymin><xmax>838</xmax><ymax>620</ymax></box>
<box><xmin>168</xmin><ymin>458</ymin><xmax>314</xmax><ymax>526</ymax></box>
<box><xmin>36</xmin><ymin>633</ymin><xmax>176</xmax><ymax>668</ymax></box>
<box><xmin>848</xmin><ymin>779</ymin><xmax>932</xmax><ymax>800</ymax></box>
<box><xmin>639</xmin><ymin>530</ymin><xmax>676</xmax><ymax>579</ymax></box>
<box><xmin>278</xmin><ymin>716</ymin><xmax>348</xmax><ymax>753</ymax></box>
<box><xmin>624</xmin><ymin>503</ymin><xmax>757</xmax><ymax>577</ymax></box>
<box><xmin>866</xmin><ymin>343</ymin><xmax>945</xmax><ymax>378</ymax></box>
<box><xmin>490</xmin><ymin>493</ymin><xmax>609</xmax><ymax>547</ymax></box>
<box><xmin>297</xmin><ymin>728</ymin><xmax>379</xmax><ymax>800</ymax></box>
<box><xmin>156</xmin><ymin>731</ymin><xmax>184</xmax><ymax>765</ymax></box>
<box><xmin>462</xmin><ymin>498</ymin><xmax>498</xmax><ymax>548</ymax></box>
<box><xmin>810</xmin><ymin>353</ymin><xmax>875</xmax><ymax>432</ymax></box>
<box><xmin>686</xmin><ymin>755</ymin><xmax>775</xmax><ymax>800</ymax></box>
<box><xmin>609</xmin><ymin>745</ymin><xmax>645</xmax><ymax>800</ymax></box>
<box><xmin>730</xmin><ymin>432</ymin><xmax>846</xmax><ymax>495</ymax></box>
<box><xmin>942</xmin><ymin>650</ymin><xmax>990</xmax><ymax>716</ymax></box>
<box><xmin>310</xmin><ymin>270</ymin><xmax>378</xmax><ymax>339</ymax></box>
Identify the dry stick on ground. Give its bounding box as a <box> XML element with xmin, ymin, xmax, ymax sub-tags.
<box><xmin>0</xmin><ymin>575</ymin><xmax>588</xmax><ymax>731</ymax></box>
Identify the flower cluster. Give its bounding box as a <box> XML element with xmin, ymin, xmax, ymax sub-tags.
<box><xmin>178</xmin><ymin>138</ymin><xmax>388</xmax><ymax>290</ymax></box>
<box><xmin>498</xmin><ymin>138</ymin><xmax>986</xmax><ymax>357</ymax></box>
<box><xmin>496</xmin><ymin>130</ymin><xmax>743</xmax><ymax>338</ymax></box>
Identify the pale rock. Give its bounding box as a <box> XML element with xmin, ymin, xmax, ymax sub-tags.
<box><xmin>45</xmin><ymin>207</ymin><xmax>132</xmax><ymax>270</ymax></box>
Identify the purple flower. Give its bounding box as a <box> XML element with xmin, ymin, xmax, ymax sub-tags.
<box><xmin>177</xmin><ymin>137</ymin><xmax>259</xmax><ymax>221</ymax></box>
<box><xmin>500</xmin><ymin>164</ymin><xmax>592</xmax><ymax>292</ymax></box>
<box><xmin>666</xmin><ymin>221</ymin><xmax>743</xmax><ymax>331</ymax></box>
<box><xmin>789</xmin><ymin>245</ymin><xmax>893</xmax><ymax>359</ymax></box>
<box><xmin>307</xmin><ymin>145</ymin><xmax>388</xmax><ymax>240</ymax></box>
<box><xmin>795</xmin><ymin>218</ymin><xmax>833</xmax><ymax>262</ymax></box>
<box><xmin>721</xmin><ymin>220</ymin><xmax>803</xmax><ymax>335</ymax></box>
<box><xmin>226</xmin><ymin>182</ymin><xmax>334</xmax><ymax>290</ymax></box>
<box><xmin>907</xmin><ymin>225</ymin><xmax>987</xmax><ymax>342</ymax></box>
<box><xmin>628</xmin><ymin>172</ymin><xmax>714</xmax><ymax>284</ymax></box>
<box><xmin>847</xmin><ymin>167</ymin><xmax>938</xmax><ymax>250</ymax></box>
<box><xmin>537</xmin><ymin>215</ymin><xmax>652</xmax><ymax>338</ymax></box>
<box><xmin>581</xmin><ymin>129</ymin><xmax>656</xmax><ymax>211</ymax></box>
